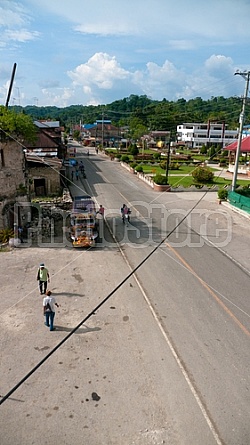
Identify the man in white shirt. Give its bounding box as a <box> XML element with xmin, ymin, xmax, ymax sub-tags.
<box><xmin>43</xmin><ymin>290</ymin><xmax>59</xmax><ymax>331</ymax></box>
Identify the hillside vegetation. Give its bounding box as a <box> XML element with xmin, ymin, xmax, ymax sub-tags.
<box><xmin>11</xmin><ymin>95</ymin><xmax>247</xmax><ymax>139</ymax></box>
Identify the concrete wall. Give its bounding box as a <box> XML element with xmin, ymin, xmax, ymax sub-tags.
<box><xmin>28</xmin><ymin>165</ymin><xmax>61</xmax><ymax>196</ymax></box>
<box><xmin>0</xmin><ymin>140</ymin><xmax>27</xmax><ymax>230</ymax></box>
<box><xmin>0</xmin><ymin>140</ymin><xmax>26</xmax><ymax>199</ymax></box>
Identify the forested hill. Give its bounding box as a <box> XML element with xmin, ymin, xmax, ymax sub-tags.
<box><xmin>10</xmin><ymin>94</ymin><xmax>248</xmax><ymax>136</ymax></box>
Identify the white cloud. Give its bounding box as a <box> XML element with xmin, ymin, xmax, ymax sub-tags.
<box><xmin>204</xmin><ymin>55</ymin><xmax>234</xmax><ymax>76</ymax></box>
<box><xmin>68</xmin><ymin>53</ymin><xmax>130</xmax><ymax>90</ymax></box>
<box><xmin>4</xmin><ymin>28</ymin><xmax>40</xmax><ymax>42</ymax></box>
<box><xmin>0</xmin><ymin>0</ymin><xmax>249</xmax><ymax>107</ymax></box>
<box><xmin>0</xmin><ymin>1</ymin><xmax>29</xmax><ymax>27</ymax></box>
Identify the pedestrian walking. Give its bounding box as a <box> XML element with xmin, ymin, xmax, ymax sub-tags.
<box><xmin>43</xmin><ymin>290</ymin><xmax>59</xmax><ymax>331</ymax></box>
<box><xmin>37</xmin><ymin>263</ymin><xmax>50</xmax><ymax>295</ymax></box>
<box><xmin>75</xmin><ymin>169</ymin><xmax>79</xmax><ymax>180</ymax></box>
<box><xmin>71</xmin><ymin>170</ymin><xmax>74</xmax><ymax>181</ymax></box>
<box><xmin>98</xmin><ymin>204</ymin><xmax>105</xmax><ymax>217</ymax></box>
<box><xmin>18</xmin><ymin>226</ymin><xmax>24</xmax><ymax>243</ymax></box>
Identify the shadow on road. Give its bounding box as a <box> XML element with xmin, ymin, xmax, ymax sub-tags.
<box><xmin>54</xmin><ymin>325</ymin><xmax>101</xmax><ymax>334</ymax></box>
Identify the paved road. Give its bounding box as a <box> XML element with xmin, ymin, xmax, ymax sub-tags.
<box><xmin>0</xmin><ymin>146</ymin><xmax>249</xmax><ymax>445</ymax></box>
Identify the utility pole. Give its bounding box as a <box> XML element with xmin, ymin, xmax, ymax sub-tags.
<box><xmin>232</xmin><ymin>71</ymin><xmax>250</xmax><ymax>192</ymax></box>
<box><xmin>5</xmin><ymin>63</ymin><xmax>17</xmax><ymax>108</ymax></box>
<box><xmin>165</xmin><ymin>143</ymin><xmax>171</xmax><ymax>184</ymax></box>
<box><xmin>101</xmin><ymin>108</ymin><xmax>104</xmax><ymax>149</ymax></box>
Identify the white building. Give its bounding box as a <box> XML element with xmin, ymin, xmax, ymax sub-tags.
<box><xmin>177</xmin><ymin>122</ymin><xmax>238</xmax><ymax>149</ymax></box>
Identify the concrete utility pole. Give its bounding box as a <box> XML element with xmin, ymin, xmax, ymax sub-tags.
<box><xmin>232</xmin><ymin>71</ymin><xmax>250</xmax><ymax>192</ymax></box>
<box><xmin>5</xmin><ymin>63</ymin><xmax>17</xmax><ymax>108</ymax></box>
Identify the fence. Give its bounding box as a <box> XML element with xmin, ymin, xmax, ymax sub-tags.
<box><xmin>228</xmin><ymin>191</ymin><xmax>250</xmax><ymax>214</ymax></box>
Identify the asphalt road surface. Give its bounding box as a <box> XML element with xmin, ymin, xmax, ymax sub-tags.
<box><xmin>0</xmin><ymin>145</ymin><xmax>249</xmax><ymax>445</ymax></box>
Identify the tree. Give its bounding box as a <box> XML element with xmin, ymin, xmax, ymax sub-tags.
<box><xmin>200</xmin><ymin>145</ymin><xmax>207</xmax><ymax>155</ymax></box>
<box><xmin>73</xmin><ymin>129</ymin><xmax>80</xmax><ymax>140</ymax></box>
<box><xmin>130</xmin><ymin>144</ymin><xmax>139</xmax><ymax>157</ymax></box>
<box><xmin>0</xmin><ymin>106</ymin><xmax>37</xmax><ymax>143</ymax></box>
<box><xmin>208</xmin><ymin>145</ymin><xmax>216</xmax><ymax>160</ymax></box>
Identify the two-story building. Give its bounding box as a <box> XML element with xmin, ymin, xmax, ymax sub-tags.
<box><xmin>177</xmin><ymin>122</ymin><xmax>238</xmax><ymax>149</ymax></box>
<box><xmin>80</xmin><ymin>120</ymin><xmax>121</xmax><ymax>147</ymax></box>
<box><xmin>24</xmin><ymin>120</ymin><xmax>66</xmax><ymax>197</ymax></box>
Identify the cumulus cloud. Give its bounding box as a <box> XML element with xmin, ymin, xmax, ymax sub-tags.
<box><xmin>0</xmin><ymin>1</ymin><xmax>247</xmax><ymax>107</ymax></box>
<box><xmin>41</xmin><ymin>88</ymin><xmax>75</xmax><ymax>108</ymax></box>
<box><xmin>61</xmin><ymin>51</ymin><xmax>241</xmax><ymax>106</ymax></box>
<box><xmin>204</xmin><ymin>55</ymin><xmax>234</xmax><ymax>76</ymax></box>
<box><xmin>68</xmin><ymin>53</ymin><xmax>129</xmax><ymax>88</ymax></box>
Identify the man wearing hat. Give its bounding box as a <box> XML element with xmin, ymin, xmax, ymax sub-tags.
<box><xmin>37</xmin><ymin>263</ymin><xmax>50</xmax><ymax>295</ymax></box>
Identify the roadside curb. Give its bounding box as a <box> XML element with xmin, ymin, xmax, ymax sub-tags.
<box><xmin>221</xmin><ymin>201</ymin><xmax>250</xmax><ymax>219</ymax></box>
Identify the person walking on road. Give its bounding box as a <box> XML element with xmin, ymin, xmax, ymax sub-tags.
<box><xmin>37</xmin><ymin>263</ymin><xmax>50</xmax><ymax>295</ymax></box>
<box><xmin>71</xmin><ymin>170</ymin><xmax>74</xmax><ymax>181</ymax></box>
<box><xmin>75</xmin><ymin>169</ymin><xmax>79</xmax><ymax>180</ymax></box>
<box><xmin>98</xmin><ymin>204</ymin><xmax>105</xmax><ymax>217</ymax></box>
<box><xmin>43</xmin><ymin>290</ymin><xmax>59</xmax><ymax>331</ymax></box>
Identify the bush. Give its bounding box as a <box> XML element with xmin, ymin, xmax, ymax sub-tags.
<box><xmin>135</xmin><ymin>165</ymin><xmax>143</xmax><ymax>173</ymax></box>
<box><xmin>218</xmin><ymin>189</ymin><xmax>228</xmax><ymax>200</ymax></box>
<box><xmin>121</xmin><ymin>155</ymin><xmax>130</xmax><ymax>163</ymax></box>
<box><xmin>153</xmin><ymin>174</ymin><xmax>169</xmax><ymax>185</ymax></box>
<box><xmin>169</xmin><ymin>162</ymin><xmax>180</xmax><ymax>170</ymax></box>
<box><xmin>0</xmin><ymin>228</ymin><xmax>14</xmax><ymax>243</ymax></box>
<box><xmin>192</xmin><ymin>166</ymin><xmax>214</xmax><ymax>184</ymax></box>
<box><xmin>153</xmin><ymin>152</ymin><xmax>161</xmax><ymax>160</ymax></box>
<box><xmin>130</xmin><ymin>144</ymin><xmax>139</xmax><ymax>156</ymax></box>
<box><xmin>130</xmin><ymin>162</ymin><xmax>137</xmax><ymax>169</ymax></box>
<box><xmin>160</xmin><ymin>160</ymin><xmax>167</xmax><ymax>170</ymax></box>
<box><xmin>219</xmin><ymin>158</ymin><xmax>228</xmax><ymax>167</ymax></box>
<box><xmin>236</xmin><ymin>185</ymin><xmax>250</xmax><ymax>197</ymax></box>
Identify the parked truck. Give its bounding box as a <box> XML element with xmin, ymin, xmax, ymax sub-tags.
<box><xmin>70</xmin><ymin>195</ymin><xmax>98</xmax><ymax>248</ymax></box>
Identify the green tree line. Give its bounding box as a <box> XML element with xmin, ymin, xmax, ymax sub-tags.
<box><xmin>9</xmin><ymin>94</ymin><xmax>247</xmax><ymax>140</ymax></box>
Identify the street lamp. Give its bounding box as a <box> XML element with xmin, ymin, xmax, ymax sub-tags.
<box><xmin>232</xmin><ymin>71</ymin><xmax>250</xmax><ymax>192</ymax></box>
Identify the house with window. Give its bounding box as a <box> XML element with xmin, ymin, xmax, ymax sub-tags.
<box><xmin>24</xmin><ymin>120</ymin><xmax>66</xmax><ymax>198</ymax></box>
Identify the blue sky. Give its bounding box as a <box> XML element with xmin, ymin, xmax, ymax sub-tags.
<box><xmin>1</xmin><ymin>0</ymin><xmax>250</xmax><ymax>108</ymax></box>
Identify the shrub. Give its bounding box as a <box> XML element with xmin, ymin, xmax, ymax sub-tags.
<box><xmin>0</xmin><ymin>228</ymin><xmax>14</xmax><ymax>243</ymax></box>
<box><xmin>153</xmin><ymin>152</ymin><xmax>161</xmax><ymax>160</ymax></box>
<box><xmin>153</xmin><ymin>174</ymin><xmax>169</xmax><ymax>185</ymax></box>
<box><xmin>169</xmin><ymin>162</ymin><xmax>180</xmax><ymax>170</ymax></box>
<box><xmin>236</xmin><ymin>185</ymin><xmax>250</xmax><ymax>197</ymax></box>
<box><xmin>160</xmin><ymin>160</ymin><xmax>167</xmax><ymax>170</ymax></box>
<box><xmin>135</xmin><ymin>165</ymin><xmax>143</xmax><ymax>173</ymax></box>
<box><xmin>218</xmin><ymin>189</ymin><xmax>228</xmax><ymax>200</ymax></box>
<box><xmin>121</xmin><ymin>155</ymin><xmax>130</xmax><ymax>163</ymax></box>
<box><xmin>130</xmin><ymin>162</ymin><xmax>137</xmax><ymax>169</ymax></box>
<box><xmin>192</xmin><ymin>166</ymin><xmax>214</xmax><ymax>184</ymax></box>
<box><xmin>219</xmin><ymin>158</ymin><xmax>228</xmax><ymax>167</ymax></box>
<box><xmin>130</xmin><ymin>144</ymin><xmax>139</xmax><ymax>157</ymax></box>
